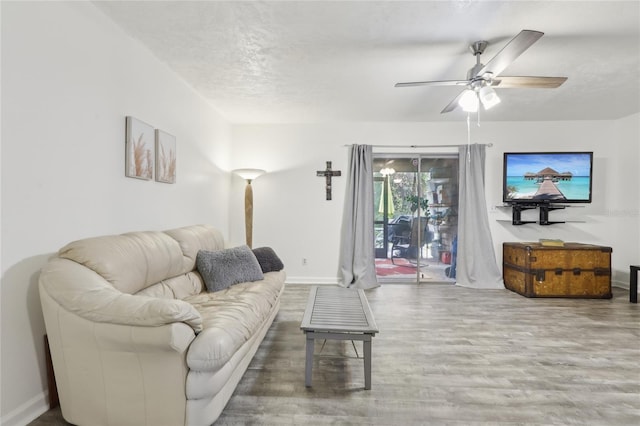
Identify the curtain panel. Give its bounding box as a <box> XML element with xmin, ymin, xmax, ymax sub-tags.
<box><xmin>339</xmin><ymin>145</ymin><xmax>379</xmax><ymax>289</ymax></box>
<box><xmin>456</xmin><ymin>144</ymin><xmax>504</xmax><ymax>289</ymax></box>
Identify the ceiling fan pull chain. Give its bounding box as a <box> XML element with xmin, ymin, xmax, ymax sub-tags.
<box><xmin>466</xmin><ymin>113</ymin><xmax>471</xmax><ymax>152</ymax></box>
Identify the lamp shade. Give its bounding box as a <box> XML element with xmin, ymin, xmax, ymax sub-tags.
<box><xmin>458</xmin><ymin>89</ymin><xmax>479</xmax><ymax>113</ymax></box>
<box><xmin>479</xmin><ymin>86</ymin><xmax>501</xmax><ymax>110</ymax></box>
<box><xmin>233</xmin><ymin>168</ymin><xmax>266</xmax><ymax>181</ymax></box>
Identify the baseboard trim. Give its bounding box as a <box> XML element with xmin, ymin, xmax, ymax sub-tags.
<box><xmin>612</xmin><ymin>279</ymin><xmax>631</xmax><ymax>290</ymax></box>
<box><xmin>284</xmin><ymin>278</ymin><xmax>634</xmax><ymax>291</ymax></box>
<box><xmin>1</xmin><ymin>390</ymin><xmax>49</xmax><ymax>426</ymax></box>
<box><xmin>285</xmin><ymin>277</ymin><xmax>339</xmax><ymax>285</ymax></box>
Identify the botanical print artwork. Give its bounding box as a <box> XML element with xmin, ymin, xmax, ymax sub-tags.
<box><xmin>155</xmin><ymin>130</ymin><xmax>176</xmax><ymax>183</ymax></box>
<box><xmin>125</xmin><ymin>116</ymin><xmax>154</xmax><ymax>180</ymax></box>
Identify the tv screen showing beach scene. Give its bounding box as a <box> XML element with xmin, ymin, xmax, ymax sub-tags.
<box><xmin>503</xmin><ymin>152</ymin><xmax>593</xmax><ymax>203</ymax></box>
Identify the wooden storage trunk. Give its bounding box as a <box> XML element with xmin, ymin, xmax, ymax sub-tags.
<box><xmin>503</xmin><ymin>242</ymin><xmax>612</xmax><ymax>298</ymax></box>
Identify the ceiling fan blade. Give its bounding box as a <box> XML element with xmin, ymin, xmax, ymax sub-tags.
<box><xmin>441</xmin><ymin>90</ymin><xmax>467</xmax><ymax>113</ymax></box>
<box><xmin>477</xmin><ymin>30</ymin><xmax>544</xmax><ymax>77</ymax></box>
<box><xmin>395</xmin><ymin>80</ymin><xmax>468</xmax><ymax>88</ymax></box>
<box><xmin>491</xmin><ymin>76</ymin><xmax>567</xmax><ymax>88</ymax></box>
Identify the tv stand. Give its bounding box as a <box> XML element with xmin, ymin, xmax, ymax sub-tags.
<box><xmin>511</xmin><ymin>204</ymin><xmax>537</xmax><ymax>225</ymax></box>
<box><xmin>538</xmin><ymin>204</ymin><xmax>566</xmax><ymax>225</ymax></box>
<box><xmin>508</xmin><ymin>203</ymin><xmax>568</xmax><ymax>226</ymax></box>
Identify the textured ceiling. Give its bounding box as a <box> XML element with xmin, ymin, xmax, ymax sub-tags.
<box><xmin>94</xmin><ymin>1</ymin><xmax>640</xmax><ymax>123</ymax></box>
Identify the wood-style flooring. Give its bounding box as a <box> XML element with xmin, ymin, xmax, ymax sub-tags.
<box><xmin>30</xmin><ymin>284</ymin><xmax>639</xmax><ymax>425</ymax></box>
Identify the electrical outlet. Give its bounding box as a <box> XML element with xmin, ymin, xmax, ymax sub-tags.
<box><xmin>302</xmin><ymin>258</ymin><xmax>308</xmax><ymax>266</ymax></box>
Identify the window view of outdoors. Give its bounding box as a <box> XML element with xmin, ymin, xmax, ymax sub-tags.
<box><xmin>373</xmin><ymin>156</ymin><xmax>458</xmax><ymax>283</ymax></box>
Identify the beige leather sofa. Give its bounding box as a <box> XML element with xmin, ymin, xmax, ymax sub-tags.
<box><xmin>39</xmin><ymin>224</ymin><xmax>285</xmax><ymax>426</ymax></box>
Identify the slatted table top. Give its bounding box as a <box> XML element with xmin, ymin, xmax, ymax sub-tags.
<box><xmin>300</xmin><ymin>286</ymin><xmax>378</xmax><ymax>334</ymax></box>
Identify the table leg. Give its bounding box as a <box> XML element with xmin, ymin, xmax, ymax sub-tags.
<box><xmin>364</xmin><ymin>336</ymin><xmax>372</xmax><ymax>390</ymax></box>
<box><xmin>305</xmin><ymin>333</ymin><xmax>314</xmax><ymax>387</ymax></box>
<box><xmin>631</xmin><ymin>266</ymin><xmax>639</xmax><ymax>304</ymax></box>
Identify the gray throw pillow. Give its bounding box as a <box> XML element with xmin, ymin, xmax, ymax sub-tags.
<box><xmin>252</xmin><ymin>247</ymin><xmax>284</xmax><ymax>273</ymax></box>
<box><xmin>196</xmin><ymin>245</ymin><xmax>264</xmax><ymax>292</ymax></box>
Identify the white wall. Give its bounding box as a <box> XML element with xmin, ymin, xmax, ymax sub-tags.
<box><xmin>231</xmin><ymin>116</ymin><xmax>640</xmax><ymax>287</ymax></box>
<box><xmin>611</xmin><ymin>113</ymin><xmax>640</xmax><ymax>263</ymax></box>
<box><xmin>0</xmin><ymin>2</ymin><xmax>231</xmax><ymax>425</ymax></box>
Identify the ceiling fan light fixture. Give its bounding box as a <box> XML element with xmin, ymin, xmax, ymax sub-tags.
<box><xmin>396</xmin><ymin>30</ymin><xmax>566</xmax><ymax>115</ymax></box>
<box><xmin>479</xmin><ymin>86</ymin><xmax>501</xmax><ymax>110</ymax></box>
<box><xmin>459</xmin><ymin>89</ymin><xmax>479</xmax><ymax>112</ymax></box>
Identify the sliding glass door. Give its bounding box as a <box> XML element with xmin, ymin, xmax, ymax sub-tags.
<box><xmin>374</xmin><ymin>154</ymin><xmax>459</xmax><ymax>283</ymax></box>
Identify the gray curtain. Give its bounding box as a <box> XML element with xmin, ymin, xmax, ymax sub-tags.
<box><xmin>339</xmin><ymin>145</ymin><xmax>379</xmax><ymax>289</ymax></box>
<box><xmin>456</xmin><ymin>144</ymin><xmax>504</xmax><ymax>289</ymax></box>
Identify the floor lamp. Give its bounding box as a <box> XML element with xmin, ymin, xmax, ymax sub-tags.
<box><xmin>232</xmin><ymin>168</ymin><xmax>266</xmax><ymax>248</ymax></box>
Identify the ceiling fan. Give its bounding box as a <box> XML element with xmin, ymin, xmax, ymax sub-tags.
<box><xmin>395</xmin><ymin>30</ymin><xmax>567</xmax><ymax>114</ymax></box>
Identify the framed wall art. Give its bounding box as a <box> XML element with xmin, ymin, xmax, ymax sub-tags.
<box><xmin>155</xmin><ymin>129</ymin><xmax>176</xmax><ymax>184</ymax></box>
<box><xmin>125</xmin><ymin>116</ymin><xmax>154</xmax><ymax>180</ymax></box>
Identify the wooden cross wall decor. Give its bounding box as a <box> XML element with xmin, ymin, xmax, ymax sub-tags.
<box><xmin>316</xmin><ymin>161</ymin><xmax>341</xmax><ymax>200</ymax></box>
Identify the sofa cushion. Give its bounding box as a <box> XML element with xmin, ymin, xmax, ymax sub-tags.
<box><xmin>58</xmin><ymin>231</ymin><xmax>185</xmax><ymax>295</ymax></box>
<box><xmin>135</xmin><ymin>272</ymin><xmax>204</xmax><ymax>300</ymax></box>
<box><xmin>164</xmin><ymin>224</ymin><xmax>225</xmax><ymax>273</ymax></box>
<box><xmin>184</xmin><ymin>270</ymin><xmax>285</xmax><ymax>372</ymax></box>
<box><xmin>252</xmin><ymin>247</ymin><xmax>284</xmax><ymax>273</ymax></box>
<box><xmin>196</xmin><ymin>246</ymin><xmax>264</xmax><ymax>292</ymax></box>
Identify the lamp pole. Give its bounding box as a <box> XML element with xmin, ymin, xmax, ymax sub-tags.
<box><xmin>244</xmin><ymin>179</ymin><xmax>254</xmax><ymax>248</ymax></box>
<box><xmin>232</xmin><ymin>168</ymin><xmax>266</xmax><ymax>248</ymax></box>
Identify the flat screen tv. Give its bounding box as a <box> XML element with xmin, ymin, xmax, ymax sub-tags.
<box><xmin>503</xmin><ymin>152</ymin><xmax>593</xmax><ymax>204</ymax></box>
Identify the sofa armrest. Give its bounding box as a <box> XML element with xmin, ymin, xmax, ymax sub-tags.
<box><xmin>40</xmin><ymin>258</ymin><xmax>203</xmax><ymax>332</ymax></box>
<box><xmin>41</xmin><ymin>284</ymin><xmax>195</xmax><ymax>426</ymax></box>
